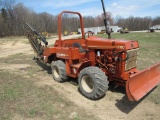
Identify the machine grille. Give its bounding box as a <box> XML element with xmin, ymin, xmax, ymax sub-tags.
<box><xmin>125</xmin><ymin>48</ymin><xmax>139</xmax><ymax>71</ymax></box>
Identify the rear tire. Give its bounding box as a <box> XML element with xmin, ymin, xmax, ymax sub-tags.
<box><xmin>78</xmin><ymin>67</ymin><xmax>109</xmax><ymax>100</ymax></box>
<box><xmin>51</xmin><ymin>60</ymin><xmax>68</xmax><ymax>82</ymax></box>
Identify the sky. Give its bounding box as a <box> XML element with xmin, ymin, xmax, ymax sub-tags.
<box><xmin>15</xmin><ymin>0</ymin><xmax>160</xmax><ymax>18</ymax></box>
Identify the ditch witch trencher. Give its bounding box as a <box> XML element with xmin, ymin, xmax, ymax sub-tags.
<box><xmin>26</xmin><ymin>0</ymin><xmax>160</xmax><ymax>101</ymax></box>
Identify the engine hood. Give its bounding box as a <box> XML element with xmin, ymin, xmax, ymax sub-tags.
<box><xmin>86</xmin><ymin>36</ymin><xmax>139</xmax><ymax>50</ymax></box>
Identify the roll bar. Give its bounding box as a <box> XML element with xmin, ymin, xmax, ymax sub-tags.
<box><xmin>58</xmin><ymin>11</ymin><xmax>85</xmax><ymax>42</ymax></box>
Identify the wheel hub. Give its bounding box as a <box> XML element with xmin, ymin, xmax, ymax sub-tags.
<box><xmin>81</xmin><ymin>75</ymin><xmax>94</xmax><ymax>93</ymax></box>
<box><xmin>53</xmin><ymin>66</ymin><xmax>60</xmax><ymax>79</ymax></box>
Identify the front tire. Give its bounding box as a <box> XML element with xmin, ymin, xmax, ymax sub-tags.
<box><xmin>51</xmin><ymin>60</ymin><xmax>68</xmax><ymax>82</ymax></box>
<box><xmin>78</xmin><ymin>67</ymin><xmax>109</xmax><ymax>100</ymax></box>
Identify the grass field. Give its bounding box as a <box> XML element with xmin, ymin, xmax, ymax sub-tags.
<box><xmin>0</xmin><ymin>32</ymin><xmax>160</xmax><ymax>120</ymax></box>
<box><xmin>0</xmin><ymin>54</ymin><xmax>97</xmax><ymax>120</ymax></box>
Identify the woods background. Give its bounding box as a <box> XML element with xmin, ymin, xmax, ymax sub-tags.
<box><xmin>0</xmin><ymin>0</ymin><xmax>160</xmax><ymax>36</ymax></box>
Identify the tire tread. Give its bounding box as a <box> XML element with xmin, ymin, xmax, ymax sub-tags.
<box><xmin>78</xmin><ymin>66</ymin><xmax>109</xmax><ymax>100</ymax></box>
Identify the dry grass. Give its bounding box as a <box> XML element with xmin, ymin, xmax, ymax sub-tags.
<box><xmin>0</xmin><ymin>54</ymin><xmax>97</xmax><ymax>120</ymax></box>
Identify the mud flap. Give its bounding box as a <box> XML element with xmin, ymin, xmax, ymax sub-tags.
<box><xmin>126</xmin><ymin>63</ymin><xmax>160</xmax><ymax>101</ymax></box>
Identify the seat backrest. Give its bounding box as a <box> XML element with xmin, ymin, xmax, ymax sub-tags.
<box><xmin>72</xmin><ymin>42</ymin><xmax>86</xmax><ymax>53</ymax></box>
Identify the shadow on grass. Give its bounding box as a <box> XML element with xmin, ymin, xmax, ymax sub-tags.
<box><xmin>108</xmin><ymin>85</ymin><xmax>140</xmax><ymax>114</ymax></box>
<box><xmin>115</xmin><ymin>95</ymin><xmax>140</xmax><ymax>114</ymax></box>
<box><xmin>35</xmin><ymin>60</ymin><xmax>52</xmax><ymax>74</ymax></box>
<box><xmin>68</xmin><ymin>78</ymin><xmax>79</xmax><ymax>86</ymax></box>
<box><xmin>114</xmin><ymin>86</ymin><xmax>157</xmax><ymax>114</ymax></box>
<box><xmin>34</xmin><ymin>59</ymin><xmax>78</xmax><ymax>86</ymax></box>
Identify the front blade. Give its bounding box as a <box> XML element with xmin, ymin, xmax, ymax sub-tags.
<box><xmin>126</xmin><ymin>63</ymin><xmax>160</xmax><ymax>101</ymax></box>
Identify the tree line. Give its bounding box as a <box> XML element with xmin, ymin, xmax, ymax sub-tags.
<box><xmin>0</xmin><ymin>0</ymin><xmax>160</xmax><ymax>37</ymax></box>
<box><xmin>116</xmin><ymin>16</ymin><xmax>160</xmax><ymax>31</ymax></box>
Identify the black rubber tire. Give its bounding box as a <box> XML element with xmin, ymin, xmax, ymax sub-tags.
<box><xmin>51</xmin><ymin>60</ymin><xmax>68</xmax><ymax>82</ymax></box>
<box><xmin>78</xmin><ymin>67</ymin><xmax>109</xmax><ymax>100</ymax></box>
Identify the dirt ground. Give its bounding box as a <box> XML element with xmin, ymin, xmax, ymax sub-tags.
<box><xmin>0</xmin><ymin>36</ymin><xmax>160</xmax><ymax>120</ymax></box>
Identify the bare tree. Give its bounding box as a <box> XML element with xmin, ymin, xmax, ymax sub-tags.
<box><xmin>115</xmin><ymin>16</ymin><xmax>153</xmax><ymax>31</ymax></box>
<box><xmin>0</xmin><ymin>0</ymin><xmax>16</xmax><ymax>35</ymax></box>
<box><xmin>153</xmin><ymin>17</ymin><xmax>160</xmax><ymax>26</ymax></box>
<box><xmin>0</xmin><ymin>0</ymin><xmax>159</xmax><ymax>36</ymax></box>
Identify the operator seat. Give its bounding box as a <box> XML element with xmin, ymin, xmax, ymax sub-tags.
<box><xmin>72</xmin><ymin>42</ymin><xmax>87</xmax><ymax>53</ymax></box>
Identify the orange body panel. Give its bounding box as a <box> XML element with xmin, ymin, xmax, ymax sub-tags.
<box><xmin>86</xmin><ymin>37</ymin><xmax>139</xmax><ymax>51</ymax></box>
<box><xmin>56</xmin><ymin>47</ymin><xmax>80</xmax><ymax>60</ymax></box>
<box><xmin>43</xmin><ymin>47</ymin><xmax>56</xmax><ymax>62</ymax></box>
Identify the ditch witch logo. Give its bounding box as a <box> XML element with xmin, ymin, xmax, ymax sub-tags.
<box><xmin>56</xmin><ymin>53</ymin><xmax>69</xmax><ymax>57</ymax></box>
